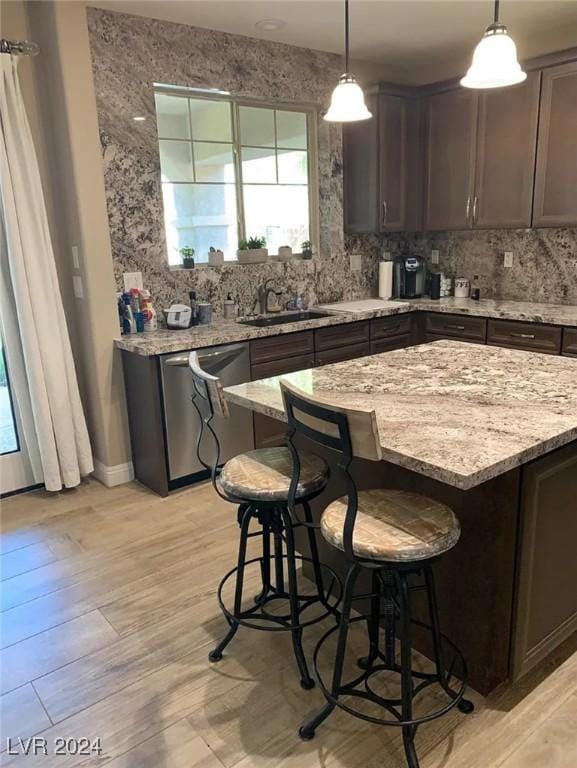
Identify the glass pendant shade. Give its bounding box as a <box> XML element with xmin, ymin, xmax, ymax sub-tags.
<box><xmin>461</xmin><ymin>25</ymin><xmax>526</xmax><ymax>89</ymax></box>
<box><xmin>324</xmin><ymin>74</ymin><xmax>372</xmax><ymax>122</ymax></box>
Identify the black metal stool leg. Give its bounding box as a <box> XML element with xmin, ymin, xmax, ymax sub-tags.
<box><xmin>281</xmin><ymin>507</ymin><xmax>315</xmax><ymax>690</ymax></box>
<box><xmin>358</xmin><ymin>569</ymin><xmax>382</xmax><ymax>669</ymax></box>
<box><xmin>424</xmin><ymin>565</ymin><xmax>474</xmax><ymax>715</ymax></box>
<box><xmin>397</xmin><ymin>570</ymin><xmax>420</xmax><ymax>768</ymax></box>
<box><xmin>300</xmin><ymin>563</ymin><xmax>361</xmax><ymax>740</ymax></box>
<box><xmin>273</xmin><ymin>509</ymin><xmax>285</xmax><ymax>595</ymax></box>
<box><xmin>254</xmin><ymin>521</ymin><xmax>271</xmax><ymax>604</ymax></box>
<box><xmin>209</xmin><ymin>504</ymin><xmax>252</xmax><ymax>663</ymax></box>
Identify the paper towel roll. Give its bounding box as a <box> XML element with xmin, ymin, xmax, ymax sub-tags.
<box><xmin>378</xmin><ymin>261</ymin><xmax>393</xmax><ymax>299</ymax></box>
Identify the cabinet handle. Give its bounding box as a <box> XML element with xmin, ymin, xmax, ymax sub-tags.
<box><xmin>510</xmin><ymin>332</ymin><xmax>536</xmax><ymax>340</ymax></box>
<box><xmin>473</xmin><ymin>195</ymin><xmax>479</xmax><ymax>225</ymax></box>
<box><xmin>465</xmin><ymin>195</ymin><xmax>471</xmax><ymax>222</ymax></box>
<box><xmin>381</xmin><ymin>200</ymin><xmax>387</xmax><ymax>227</ymax></box>
<box><xmin>446</xmin><ymin>324</ymin><xmax>466</xmax><ymax>331</ymax></box>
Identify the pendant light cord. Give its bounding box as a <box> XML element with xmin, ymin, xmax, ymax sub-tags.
<box><xmin>345</xmin><ymin>0</ymin><xmax>350</xmax><ymax>74</ymax></box>
<box><xmin>494</xmin><ymin>0</ymin><xmax>500</xmax><ymax>24</ymax></box>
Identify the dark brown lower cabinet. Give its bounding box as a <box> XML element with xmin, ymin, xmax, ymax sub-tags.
<box><xmin>512</xmin><ymin>442</ymin><xmax>577</xmax><ymax>679</ymax></box>
<box><xmin>562</xmin><ymin>327</ymin><xmax>577</xmax><ymax>357</ymax></box>
<box><xmin>315</xmin><ymin>342</ymin><xmax>370</xmax><ymax>367</ymax></box>
<box><xmin>487</xmin><ymin>319</ymin><xmax>562</xmax><ymax>355</ymax></box>
<box><xmin>424</xmin><ymin>313</ymin><xmax>488</xmax><ymax>344</ymax></box>
<box><xmin>370</xmin><ymin>335</ymin><xmax>411</xmax><ymax>354</ymax></box>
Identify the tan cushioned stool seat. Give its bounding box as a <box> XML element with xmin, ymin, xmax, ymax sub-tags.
<box><xmin>219</xmin><ymin>447</ymin><xmax>329</xmax><ymax>502</ymax></box>
<box><xmin>321</xmin><ymin>489</ymin><xmax>460</xmax><ymax>562</ymax></box>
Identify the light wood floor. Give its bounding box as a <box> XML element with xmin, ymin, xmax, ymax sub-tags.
<box><xmin>1</xmin><ymin>478</ymin><xmax>576</xmax><ymax>767</ymax></box>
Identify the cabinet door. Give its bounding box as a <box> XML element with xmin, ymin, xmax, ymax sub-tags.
<box><xmin>343</xmin><ymin>94</ymin><xmax>378</xmax><ymax>233</ymax></box>
<box><xmin>533</xmin><ymin>62</ymin><xmax>577</xmax><ymax>227</ymax></box>
<box><xmin>474</xmin><ymin>73</ymin><xmax>540</xmax><ymax>228</ymax></box>
<box><xmin>424</xmin><ymin>89</ymin><xmax>478</xmax><ymax>230</ymax></box>
<box><xmin>379</xmin><ymin>94</ymin><xmax>408</xmax><ymax>231</ymax></box>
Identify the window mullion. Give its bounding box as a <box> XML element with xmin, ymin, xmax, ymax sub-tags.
<box><xmin>231</xmin><ymin>100</ymin><xmax>245</xmax><ymax>247</ymax></box>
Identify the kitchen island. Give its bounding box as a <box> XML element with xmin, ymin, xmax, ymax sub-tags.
<box><xmin>224</xmin><ymin>340</ymin><xmax>577</xmax><ymax>695</ymax></box>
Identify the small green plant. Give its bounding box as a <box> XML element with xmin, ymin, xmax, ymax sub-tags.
<box><xmin>177</xmin><ymin>245</ymin><xmax>195</xmax><ymax>268</ymax></box>
<box><xmin>301</xmin><ymin>240</ymin><xmax>313</xmax><ymax>259</ymax></box>
<box><xmin>239</xmin><ymin>236</ymin><xmax>266</xmax><ymax>250</ymax></box>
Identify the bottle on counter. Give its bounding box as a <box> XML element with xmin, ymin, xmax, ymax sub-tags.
<box><xmin>141</xmin><ymin>290</ymin><xmax>157</xmax><ymax>332</ymax></box>
<box><xmin>188</xmin><ymin>291</ymin><xmax>199</xmax><ymax>326</ymax></box>
<box><xmin>121</xmin><ymin>292</ymin><xmax>136</xmax><ymax>334</ymax></box>
<box><xmin>470</xmin><ymin>275</ymin><xmax>481</xmax><ymax>301</ymax></box>
<box><xmin>223</xmin><ymin>293</ymin><xmax>236</xmax><ymax>320</ymax></box>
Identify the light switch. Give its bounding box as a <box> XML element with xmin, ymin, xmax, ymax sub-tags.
<box><xmin>504</xmin><ymin>252</ymin><xmax>513</xmax><ymax>268</ymax></box>
<box><xmin>431</xmin><ymin>249</ymin><xmax>440</xmax><ymax>265</ymax></box>
<box><xmin>350</xmin><ymin>253</ymin><xmax>362</xmax><ymax>272</ymax></box>
<box><xmin>123</xmin><ymin>271</ymin><xmax>143</xmax><ymax>292</ymax></box>
<box><xmin>72</xmin><ymin>275</ymin><xmax>84</xmax><ymax>299</ymax></box>
<box><xmin>71</xmin><ymin>245</ymin><xmax>80</xmax><ymax>270</ymax></box>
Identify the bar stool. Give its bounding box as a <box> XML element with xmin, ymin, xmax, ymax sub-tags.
<box><xmin>188</xmin><ymin>353</ymin><xmax>340</xmax><ymax>689</ymax></box>
<box><xmin>280</xmin><ymin>381</ymin><xmax>474</xmax><ymax>768</ymax></box>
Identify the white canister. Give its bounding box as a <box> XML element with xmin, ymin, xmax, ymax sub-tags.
<box><xmin>454</xmin><ymin>278</ymin><xmax>470</xmax><ymax>298</ymax></box>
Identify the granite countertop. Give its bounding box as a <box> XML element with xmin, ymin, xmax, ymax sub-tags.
<box><xmin>223</xmin><ymin>340</ymin><xmax>577</xmax><ymax>490</ymax></box>
<box><xmin>115</xmin><ymin>298</ymin><xmax>577</xmax><ymax>357</ymax></box>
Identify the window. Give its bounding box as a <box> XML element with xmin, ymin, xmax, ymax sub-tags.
<box><xmin>154</xmin><ymin>89</ymin><xmax>317</xmax><ymax>264</ymax></box>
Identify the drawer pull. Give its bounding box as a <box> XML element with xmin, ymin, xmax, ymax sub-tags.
<box><xmin>446</xmin><ymin>324</ymin><xmax>466</xmax><ymax>331</ymax></box>
<box><xmin>510</xmin><ymin>332</ymin><xmax>536</xmax><ymax>340</ymax></box>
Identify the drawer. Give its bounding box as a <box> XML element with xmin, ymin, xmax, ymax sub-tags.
<box><xmin>487</xmin><ymin>319</ymin><xmax>562</xmax><ymax>355</ymax></box>
<box><xmin>315</xmin><ymin>320</ymin><xmax>370</xmax><ymax>351</ymax></box>
<box><xmin>425</xmin><ymin>313</ymin><xmax>487</xmax><ymax>342</ymax></box>
<box><xmin>371</xmin><ymin>314</ymin><xmax>412</xmax><ymax>341</ymax></box>
<box><xmin>251</xmin><ymin>352</ymin><xmax>315</xmax><ymax>381</ymax></box>
<box><xmin>315</xmin><ymin>341</ymin><xmax>370</xmax><ymax>367</ymax></box>
<box><xmin>425</xmin><ymin>333</ymin><xmax>485</xmax><ymax>346</ymax></box>
<box><xmin>562</xmin><ymin>327</ymin><xmax>577</xmax><ymax>358</ymax></box>
<box><xmin>370</xmin><ymin>335</ymin><xmax>411</xmax><ymax>355</ymax></box>
<box><xmin>250</xmin><ymin>330</ymin><xmax>314</xmax><ymax>365</ymax></box>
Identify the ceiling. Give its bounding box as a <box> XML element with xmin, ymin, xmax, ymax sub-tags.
<box><xmin>90</xmin><ymin>1</ymin><xmax>577</xmax><ymax>84</ymax></box>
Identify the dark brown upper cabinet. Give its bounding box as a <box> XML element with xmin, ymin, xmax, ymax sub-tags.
<box><xmin>474</xmin><ymin>72</ymin><xmax>540</xmax><ymax>228</ymax></box>
<box><xmin>533</xmin><ymin>61</ymin><xmax>577</xmax><ymax>227</ymax></box>
<box><xmin>423</xmin><ymin>88</ymin><xmax>478</xmax><ymax>230</ymax></box>
<box><xmin>424</xmin><ymin>75</ymin><xmax>540</xmax><ymax>231</ymax></box>
<box><xmin>343</xmin><ymin>90</ymin><xmax>417</xmax><ymax>233</ymax></box>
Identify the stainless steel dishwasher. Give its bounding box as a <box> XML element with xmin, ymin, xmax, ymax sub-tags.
<box><xmin>160</xmin><ymin>342</ymin><xmax>254</xmax><ymax>482</ymax></box>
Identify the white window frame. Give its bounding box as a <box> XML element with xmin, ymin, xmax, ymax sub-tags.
<box><xmin>154</xmin><ymin>85</ymin><xmax>320</xmax><ymax>264</ymax></box>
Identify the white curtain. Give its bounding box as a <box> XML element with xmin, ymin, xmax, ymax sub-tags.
<box><xmin>0</xmin><ymin>55</ymin><xmax>93</xmax><ymax>491</ymax></box>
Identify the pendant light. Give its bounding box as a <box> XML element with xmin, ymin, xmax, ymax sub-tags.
<box><xmin>461</xmin><ymin>0</ymin><xmax>526</xmax><ymax>89</ymax></box>
<box><xmin>324</xmin><ymin>0</ymin><xmax>372</xmax><ymax>122</ymax></box>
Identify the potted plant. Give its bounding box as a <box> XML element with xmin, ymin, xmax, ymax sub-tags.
<box><xmin>237</xmin><ymin>236</ymin><xmax>268</xmax><ymax>263</ymax></box>
<box><xmin>276</xmin><ymin>245</ymin><xmax>293</xmax><ymax>261</ymax></box>
<box><xmin>178</xmin><ymin>246</ymin><xmax>195</xmax><ymax>269</ymax></box>
<box><xmin>301</xmin><ymin>240</ymin><xmax>313</xmax><ymax>260</ymax></box>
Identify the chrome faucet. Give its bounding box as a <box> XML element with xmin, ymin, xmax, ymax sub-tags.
<box><xmin>256</xmin><ymin>279</ymin><xmax>283</xmax><ymax>314</ymax></box>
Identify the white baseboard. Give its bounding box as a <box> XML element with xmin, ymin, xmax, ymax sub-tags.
<box><xmin>93</xmin><ymin>459</ymin><xmax>134</xmax><ymax>487</ymax></box>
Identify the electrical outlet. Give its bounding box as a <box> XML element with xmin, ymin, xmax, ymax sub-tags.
<box><xmin>504</xmin><ymin>251</ymin><xmax>514</xmax><ymax>268</ymax></box>
<box><xmin>431</xmin><ymin>249</ymin><xmax>440</xmax><ymax>265</ymax></box>
<box><xmin>123</xmin><ymin>271</ymin><xmax>143</xmax><ymax>292</ymax></box>
<box><xmin>383</xmin><ymin>251</ymin><xmax>391</xmax><ymax>261</ymax></box>
<box><xmin>72</xmin><ymin>275</ymin><xmax>84</xmax><ymax>299</ymax></box>
<box><xmin>71</xmin><ymin>245</ymin><xmax>80</xmax><ymax>270</ymax></box>
<box><xmin>350</xmin><ymin>253</ymin><xmax>362</xmax><ymax>272</ymax></box>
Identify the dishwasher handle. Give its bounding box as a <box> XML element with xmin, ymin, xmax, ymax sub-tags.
<box><xmin>164</xmin><ymin>345</ymin><xmax>245</xmax><ymax>371</ymax></box>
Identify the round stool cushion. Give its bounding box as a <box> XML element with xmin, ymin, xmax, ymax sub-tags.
<box><xmin>219</xmin><ymin>447</ymin><xmax>329</xmax><ymax>502</ymax></box>
<box><xmin>320</xmin><ymin>489</ymin><xmax>460</xmax><ymax>562</ymax></box>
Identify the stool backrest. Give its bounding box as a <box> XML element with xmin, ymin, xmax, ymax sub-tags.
<box><xmin>280</xmin><ymin>380</ymin><xmax>382</xmax><ymax>563</ymax></box>
<box><xmin>188</xmin><ymin>351</ymin><xmax>229</xmax><ymax>494</ymax></box>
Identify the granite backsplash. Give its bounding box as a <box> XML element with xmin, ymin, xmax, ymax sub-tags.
<box><xmin>350</xmin><ymin>227</ymin><xmax>577</xmax><ymax>306</ymax></box>
<box><xmin>87</xmin><ymin>7</ymin><xmax>378</xmax><ymax>317</ymax></box>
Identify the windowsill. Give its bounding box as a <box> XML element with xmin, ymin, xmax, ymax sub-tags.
<box><xmin>169</xmin><ymin>256</ymin><xmax>318</xmax><ymax>271</ymax></box>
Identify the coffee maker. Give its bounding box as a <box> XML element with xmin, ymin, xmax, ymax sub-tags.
<box><xmin>393</xmin><ymin>254</ymin><xmax>427</xmax><ymax>298</ymax></box>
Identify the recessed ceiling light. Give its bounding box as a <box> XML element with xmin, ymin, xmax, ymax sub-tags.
<box><xmin>133</xmin><ymin>116</ymin><xmax>146</xmax><ymax>122</ymax></box>
<box><xmin>255</xmin><ymin>19</ymin><xmax>286</xmax><ymax>32</ymax></box>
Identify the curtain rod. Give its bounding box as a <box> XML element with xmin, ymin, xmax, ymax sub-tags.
<box><xmin>0</xmin><ymin>39</ymin><xmax>40</xmax><ymax>56</ymax></box>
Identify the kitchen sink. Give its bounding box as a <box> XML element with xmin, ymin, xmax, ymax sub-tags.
<box><xmin>239</xmin><ymin>310</ymin><xmax>331</xmax><ymax>328</ymax></box>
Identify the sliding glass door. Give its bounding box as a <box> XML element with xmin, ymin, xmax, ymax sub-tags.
<box><xmin>0</xmin><ymin>334</ymin><xmax>37</xmax><ymax>494</ymax></box>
